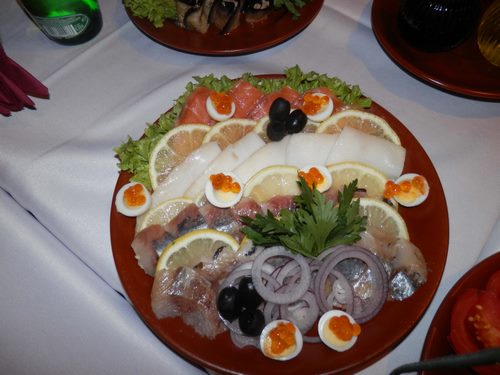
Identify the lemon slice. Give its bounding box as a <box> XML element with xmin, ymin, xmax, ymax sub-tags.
<box><xmin>358</xmin><ymin>198</ymin><xmax>409</xmax><ymax>240</ymax></box>
<box><xmin>149</xmin><ymin>124</ymin><xmax>211</xmax><ymax>190</ymax></box>
<box><xmin>317</xmin><ymin>110</ymin><xmax>401</xmax><ymax>145</ymax></box>
<box><xmin>243</xmin><ymin>165</ymin><xmax>300</xmax><ymax>204</ymax></box>
<box><xmin>156</xmin><ymin>229</ymin><xmax>240</xmax><ymax>272</ymax></box>
<box><xmin>203</xmin><ymin>118</ymin><xmax>257</xmax><ymax>149</ymax></box>
<box><xmin>254</xmin><ymin>116</ymin><xmax>271</xmax><ymax>143</ymax></box>
<box><xmin>327</xmin><ymin>162</ymin><xmax>388</xmax><ymax>200</ymax></box>
<box><xmin>135</xmin><ymin>197</ymin><xmax>193</xmax><ymax>233</ymax></box>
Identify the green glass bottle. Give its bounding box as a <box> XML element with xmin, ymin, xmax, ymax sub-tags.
<box><xmin>18</xmin><ymin>0</ymin><xmax>102</xmax><ymax>45</ymax></box>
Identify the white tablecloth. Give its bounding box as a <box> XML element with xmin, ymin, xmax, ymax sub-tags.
<box><xmin>1</xmin><ymin>1</ymin><xmax>499</xmax><ymax>374</ymax></box>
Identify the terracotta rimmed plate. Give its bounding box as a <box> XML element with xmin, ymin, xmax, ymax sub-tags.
<box><xmin>110</xmin><ymin>75</ymin><xmax>449</xmax><ymax>374</ymax></box>
<box><xmin>371</xmin><ymin>0</ymin><xmax>500</xmax><ymax>100</ymax></box>
<box><xmin>124</xmin><ymin>1</ymin><xmax>324</xmax><ymax>56</ymax></box>
<box><xmin>420</xmin><ymin>252</ymin><xmax>500</xmax><ymax>375</ymax></box>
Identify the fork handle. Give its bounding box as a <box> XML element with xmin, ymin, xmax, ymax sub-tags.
<box><xmin>389</xmin><ymin>348</ymin><xmax>500</xmax><ymax>375</ymax></box>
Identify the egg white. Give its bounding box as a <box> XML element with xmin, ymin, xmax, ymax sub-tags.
<box><xmin>303</xmin><ymin>93</ymin><xmax>334</xmax><ymax>123</ymax></box>
<box><xmin>318</xmin><ymin>310</ymin><xmax>360</xmax><ymax>352</ymax></box>
<box><xmin>205</xmin><ymin>172</ymin><xmax>243</xmax><ymax>208</ymax></box>
<box><xmin>259</xmin><ymin>320</ymin><xmax>303</xmax><ymax>361</ymax></box>
<box><xmin>206</xmin><ymin>95</ymin><xmax>236</xmax><ymax>122</ymax></box>
<box><xmin>393</xmin><ymin>173</ymin><xmax>429</xmax><ymax>207</ymax></box>
<box><xmin>115</xmin><ymin>182</ymin><xmax>151</xmax><ymax>217</ymax></box>
<box><xmin>299</xmin><ymin>165</ymin><xmax>332</xmax><ymax>193</ymax></box>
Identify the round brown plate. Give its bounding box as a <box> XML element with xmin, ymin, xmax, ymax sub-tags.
<box><xmin>371</xmin><ymin>0</ymin><xmax>500</xmax><ymax>100</ymax></box>
<box><xmin>420</xmin><ymin>252</ymin><xmax>500</xmax><ymax>375</ymax></box>
<box><xmin>110</xmin><ymin>76</ymin><xmax>449</xmax><ymax>374</ymax></box>
<box><xmin>124</xmin><ymin>1</ymin><xmax>324</xmax><ymax>56</ymax></box>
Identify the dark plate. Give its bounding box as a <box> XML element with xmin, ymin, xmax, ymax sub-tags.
<box><xmin>124</xmin><ymin>1</ymin><xmax>324</xmax><ymax>56</ymax></box>
<box><xmin>420</xmin><ymin>252</ymin><xmax>500</xmax><ymax>375</ymax></box>
<box><xmin>371</xmin><ymin>0</ymin><xmax>500</xmax><ymax>100</ymax></box>
<box><xmin>110</xmin><ymin>75</ymin><xmax>449</xmax><ymax>374</ymax></box>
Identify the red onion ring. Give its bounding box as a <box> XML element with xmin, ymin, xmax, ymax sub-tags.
<box><xmin>251</xmin><ymin>246</ymin><xmax>311</xmax><ymax>305</ymax></box>
<box><xmin>218</xmin><ymin>265</ymin><xmax>279</xmax><ymax>335</ymax></box>
<box><xmin>279</xmin><ymin>290</ymin><xmax>319</xmax><ymax>334</ymax></box>
<box><xmin>315</xmin><ymin>267</ymin><xmax>354</xmax><ymax>314</ymax></box>
<box><xmin>263</xmin><ymin>301</ymin><xmax>280</xmax><ymax>324</ymax></box>
<box><xmin>272</xmin><ymin>259</ymin><xmax>301</xmax><ymax>285</ymax></box>
<box><xmin>326</xmin><ymin>270</ymin><xmax>354</xmax><ymax>311</ymax></box>
<box><xmin>315</xmin><ymin>245</ymin><xmax>388</xmax><ymax>323</ymax></box>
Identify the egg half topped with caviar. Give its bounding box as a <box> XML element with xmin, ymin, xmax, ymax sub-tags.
<box><xmin>298</xmin><ymin>165</ymin><xmax>332</xmax><ymax>193</ymax></box>
<box><xmin>205</xmin><ymin>172</ymin><xmax>243</xmax><ymax>208</ymax></box>
<box><xmin>318</xmin><ymin>310</ymin><xmax>361</xmax><ymax>352</ymax></box>
<box><xmin>260</xmin><ymin>320</ymin><xmax>303</xmax><ymax>361</ymax></box>
<box><xmin>115</xmin><ymin>182</ymin><xmax>151</xmax><ymax>217</ymax></box>
<box><xmin>301</xmin><ymin>93</ymin><xmax>334</xmax><ymax>123</ymax></box>
<box><xmin>384</xmin><ymin>173</ymin><xmax>429</xmax><ymax>207</ymax></box>
<box><xmin>206</xmin><ymin>92</ymin><xmax>235</xmax><ymax>122</ymax></box>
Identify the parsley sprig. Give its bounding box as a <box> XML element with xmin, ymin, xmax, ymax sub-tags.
<box><xmin>241</xmin><ymin>178</ymin><xmax>367</xmax><ymax>258</ymax></box>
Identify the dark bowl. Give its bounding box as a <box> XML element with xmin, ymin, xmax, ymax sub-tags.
<box><xmin>398</xmin><ymin>0</ymin><xmax>482</xmax><ymax>52</ymax></box>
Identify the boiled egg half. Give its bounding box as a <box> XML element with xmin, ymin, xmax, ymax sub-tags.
<box><xmin>318</xmin><ymin>310</ymin><xmax>361</xmax><ymax>352</ymax></box>
<box><xmin>384</xmin><ymin>173</ymin><xmax>429</xmax><ymax>207</ymax></box>
<box><xmin>298</xmin><ymin>165</ymin><xmax>332</xmax><ymax>193</ymax></box>
<box><xmin>260</xmin><ymin>320</ymin><xmax>303</xmax><ymax>361</ymax></box>
<box><xmin>301</xmin><ymin>93</ymin><xmax>334</xmax><ymax>123</ymax></box>
<box><xmin>205</xmin><ymin>172</ymin><xmax>243</xmax><ymax>208</ymax></box>
<box><xmin>206</xmin><ymin>92</ymin><xmax>236</xmax><ymax>122</ymax></box>
<box><xmin>115</xmin><ymin>182</ymin><xmax>151</xmax><ymax>217</ymax></box>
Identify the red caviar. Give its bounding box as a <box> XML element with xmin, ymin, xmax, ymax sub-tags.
<box><xmin>210</xmin><ymin>173</ymin><xmax>241</xmax><ymax>193</ymax></box>
<box><xmin>298</xmin><ymin>167</ymin><xmax>324</xmax><ymax>189</ymax></box>
<box><xmin>328</xmin><ymin>315</ymin><xmax>361</xmax><ymax>341</ymax></box>
<box><xmin>123</xmin><ymin>184</ymin><xmax>146</xmax><ymax>208</ymax></box>
<box><xmin>383</xmin><ymin>175</ymin><xmax>426</xmax><ymax>199</ymax></box>
<box><xmin>268</xmin><ymin>322</ymin><xmax>296</xmax><ymax>355</ymax></box>
<box><xmin>210</xmin><ymin>92</ymin><xmax>233</xmax><ymax>115</ymax></box>
<box><xmin>302</xmin><ymin>93</ymin><xmax>329</xmax><ymax>115</ymax></box>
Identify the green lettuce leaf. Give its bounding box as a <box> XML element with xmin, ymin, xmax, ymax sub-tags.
<box><xmin>124</xmin><ymin>0</ymin><xmax>176</xmax><ymax>28</ymax></box>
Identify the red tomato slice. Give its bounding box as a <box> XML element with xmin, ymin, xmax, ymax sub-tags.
<box><xmin>471</xmin><ymin>290</ymin><xmax>500</xmax><ymax>348</ymax></box>
<box><xmin>449</xmin><ymin>288</ymin><xmax>481</xmax><ymax>354</ymax></box>
<box><xmin>449</xmin><ymin>284</ymin><xmax>500</xmax><ymax>375</ymax></box>
<box><xmin>486</xmin><ymin>270</ymin><xmax>500</xmax><ymax>298</ymax></box>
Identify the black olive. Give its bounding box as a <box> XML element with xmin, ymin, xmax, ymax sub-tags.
<box><xmin>269</xmin><ymin>98</ymin><xmax>291</xmax><ymax>123</ymax></box>
<box><xmin>238</xmin><ymin>308</ymin><xmax>265</xmax><ymax>336</ymax></box>
<box><xmin>266</xmin><ymin>120</ymin><xmax>287</xmax><ymax>142</ymax></box>
<box><xmin>217</xmin><ymin>286</ymin><xmax>242</xmax><ymax>321</ymax></box>
<box><xmin>238</xmin><ymin>277</ymin><xmax>262</xmax><ymax>310</ymax></box>
<box><xmin>285</xmin><ymin>109</ymin><xmax>307</xmax><ymax>134</ymax></box>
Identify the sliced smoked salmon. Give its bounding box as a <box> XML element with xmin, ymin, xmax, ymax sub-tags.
<box><xmin>247</xmin><ymin>86</ymin><xmax>301</xmax><ymax>120</ymax></box>
<box><xmin>177</xmin><ymin>86</ymin><xmax>215</xmax><ymax>126</ymax></box>
<box><xmin>228</xmin><ymin>80</ymin><xmax>263</xmax><ymax>118</ymax></box>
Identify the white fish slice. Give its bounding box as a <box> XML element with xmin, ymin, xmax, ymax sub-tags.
<box><xmin>326</xmin><ymin>127</ymin><xmax>406</xmax><ymax>179</ymax></box>
<box><xmin>151</xmin><ymin>142</ymin><xmax>221</xmax><ymax>207</ymax></box>
<box><xmin>286</xmin><ymin>133</ymin><xmax>339</xmax><ymax>168</ymax></box>
<box><xmin>184</xmin><ymin>132</ymin><xmax>265</xmax><ymax>200</ymax></box>
<box><xmin>233</xmin><ymin>135</ymin><xmax>292</xmax><ymax>183</ymax></box>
